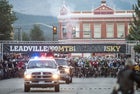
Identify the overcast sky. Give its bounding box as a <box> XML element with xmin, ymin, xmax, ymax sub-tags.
<box><xmin>8</xmin><ymin>0</ymin><xmax>137</xmax><ymax>17</ymax></box>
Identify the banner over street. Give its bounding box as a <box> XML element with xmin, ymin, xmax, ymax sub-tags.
<box><xmin>3</xmin><ymin>44</ymin><xmax>126</xmax><ymax>53</ymax></box>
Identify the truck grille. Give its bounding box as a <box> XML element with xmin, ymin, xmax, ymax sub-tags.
<box><xmin>60</xmin><ymin>69</ymin><xmax>65</xmax><ymax>73</ymax></box>
<box><xmin>32</xmin><ymin>72</ymin><xmax>52</xmax><ymax>79</ymax></box>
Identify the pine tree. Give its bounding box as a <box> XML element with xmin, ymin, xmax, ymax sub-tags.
<box><xmin>22</xmin><ymin>32</ymin><xmax>30</xmax><ymax>41</ymax></box>
<box><xmin>126</xmin><ymin>0</ymin><xmax>140</xmax><ymax>53</ymax></box>
<box><xmin>30</xmin><ymin>25</ymin><xmax>45</xmax><ymax>41</ymax></box>
<box><xmin>0</xmin><ymin>0</ymin><xmax>17</xmax><ymax>40</ymax></box>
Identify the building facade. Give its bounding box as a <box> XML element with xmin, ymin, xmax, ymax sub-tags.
<box><xmin>57</xmin><ymin>0</ymin><xmax>134</xmax><ymax>57</ymax></box>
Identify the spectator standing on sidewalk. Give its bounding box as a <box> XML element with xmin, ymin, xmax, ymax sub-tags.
<box><xmin>111</xmin><ymin>54</ymin><xmax>139</xmax><ymax>94</ymax></box>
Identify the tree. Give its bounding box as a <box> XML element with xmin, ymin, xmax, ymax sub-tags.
<box><xmin>0</xmin><ymin>0</ymin><xmax>17</xmax><ymax>40</ymax></box>
<box><xmin>30</xmin><ymin>25</ymin><xmax>45</xmax><ymax>41</ymax></box>
<box><xmin>134</xmin><ymin>44</ymin><xmax>140</xmax><ymax>53</ymax></box>
<box><xmin>22</xmin><ymin>32</ymin><xmax>30</xmax><ymax>41</ymax></box>
<box><xmin>126</xmin><ymin>0</ymin><xmax>140</xmax><ymax>53</ymax></box>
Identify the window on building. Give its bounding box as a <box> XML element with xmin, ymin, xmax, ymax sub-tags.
<box><xmin>83</xmin><ymin>23</ymin><xmax>91</xmax><ymax>38</ymax></box>
<box><xmin>106</xmin><ymin>23</ymin><xmax>114</xmax><ymax>38</ymax></box>
<box><xmin>128</xmin><ymin>23</ymin><xmax>131</xmax><ymax>34</ymax></box>
<box><xmin>94</xmin><ymin>24</ymin><xmax>101</xmax><ymax>38</ymax></box>
<box><xmin>72</xmin><ymin>24</ymin><xmax>80</xmax><ymax>38</ymax></box>
<box><xmin>117</xmin><ymin>23</ymin><xmax>125</xmax><ymax>38</ymax></box>
<box><xmin>62</xmin><ymin>25</ymin><xmax>67</xmax><ymax>39</ymax></box>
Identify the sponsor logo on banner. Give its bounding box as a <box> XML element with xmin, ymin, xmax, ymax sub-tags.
<box><xmin>9</xmin><ymin>45</ymin><xmax>75</xmax><ymax>52</ymax></box>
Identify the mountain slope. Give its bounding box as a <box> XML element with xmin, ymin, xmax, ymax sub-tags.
<box><xmin>13</xmin><ymin>12</ymin><xmax>58</xmax><ymax>41</ymax></box>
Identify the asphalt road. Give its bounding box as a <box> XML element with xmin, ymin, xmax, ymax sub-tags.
<box><xmin>0</xmin><ymin>77</ymin><xmax>139</xmax><ymax>94</ymax></box>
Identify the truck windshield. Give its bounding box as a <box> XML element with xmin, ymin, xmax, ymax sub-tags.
<box><xmin>55</xmin><ymin>59</ymin><xmax>68</xmax><ymax>66</ymax></box>
<box><xmin>27</xmin><ymin>60</ymin><xmax>57</xmax><ymax>69</ymax></box>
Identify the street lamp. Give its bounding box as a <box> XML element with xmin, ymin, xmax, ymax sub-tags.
<box><xmin>35</xmin><ymin>23</ymin><xmax>53</xmax><ymax>28</ymax></box>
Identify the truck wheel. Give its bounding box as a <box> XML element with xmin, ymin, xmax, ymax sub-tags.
<box><xmin>24</xmin><ymin>84</ymin><xmax>30</xmax><ymax>92</ymax></box>
<box><xmin>55</xmin><ymin>84</ymin><xmax>60</xmax><ymax>92</ymax></box>
<box><xmin>136</xmin><ymin>85</ymin><xmax>138</xmax><ymax>90</ymax></box>
<box><xmin>70</xmin><ymin>77</ymin><xmax>72</xmax><ymax>83</ymax></box>
<box><xmin>66</xmin><ymin>79</ymin><xmax>70</xmax><ymax>84</ymax></box>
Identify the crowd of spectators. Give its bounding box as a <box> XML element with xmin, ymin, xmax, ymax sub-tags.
<box><xmin>0</xmin><ymin>53</ymin><xmax>28</xmax><ymax>79</ymax></box>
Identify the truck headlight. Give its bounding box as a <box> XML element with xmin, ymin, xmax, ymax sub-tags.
<box><xmin>24</xmin><ymin>74</ymin><xmax>32</xmax><ymax>79</ymax></box>
<box><xmin>52</xmin><ymin>74</ymin><xmax>59</xmax><ymax>79</ymax></box>
<box><xmin>64</xmin><ymin>68</ymin><xmax>70</xmax><ymax>73</ymax></box>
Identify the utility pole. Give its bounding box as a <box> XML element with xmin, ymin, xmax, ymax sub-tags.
<box><xmin>14</xmin><ymin>27</ymin><xmax>22</xmax><ymax>41</ymax></box>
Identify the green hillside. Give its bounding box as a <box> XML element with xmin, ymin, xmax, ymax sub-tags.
<box><xmin>13</xmin><ymin>12</ymin><xmax>59</xmax><ymax>41</ymax></box>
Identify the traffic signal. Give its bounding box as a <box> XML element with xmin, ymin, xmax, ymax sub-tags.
<box><xmin>53</xmin><ymin>26</ymin><xmax>57</xmax><ymax>34</ymax></box>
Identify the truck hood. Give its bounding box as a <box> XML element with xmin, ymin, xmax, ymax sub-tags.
<box><xmin>25</xmin><ymin>68</ymin><xmax>59</xmax><ymax>74</ymax></box>
<box><xmin>61</xmin><ymin>65</ymin><xmax>69</xmax><ymax>68</ymax></box>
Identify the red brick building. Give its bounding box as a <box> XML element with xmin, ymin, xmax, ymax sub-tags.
<box><xmin>57</xmin><ymin>0</ymin><xmax>134</xmax><ymax>57</ymax></box>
